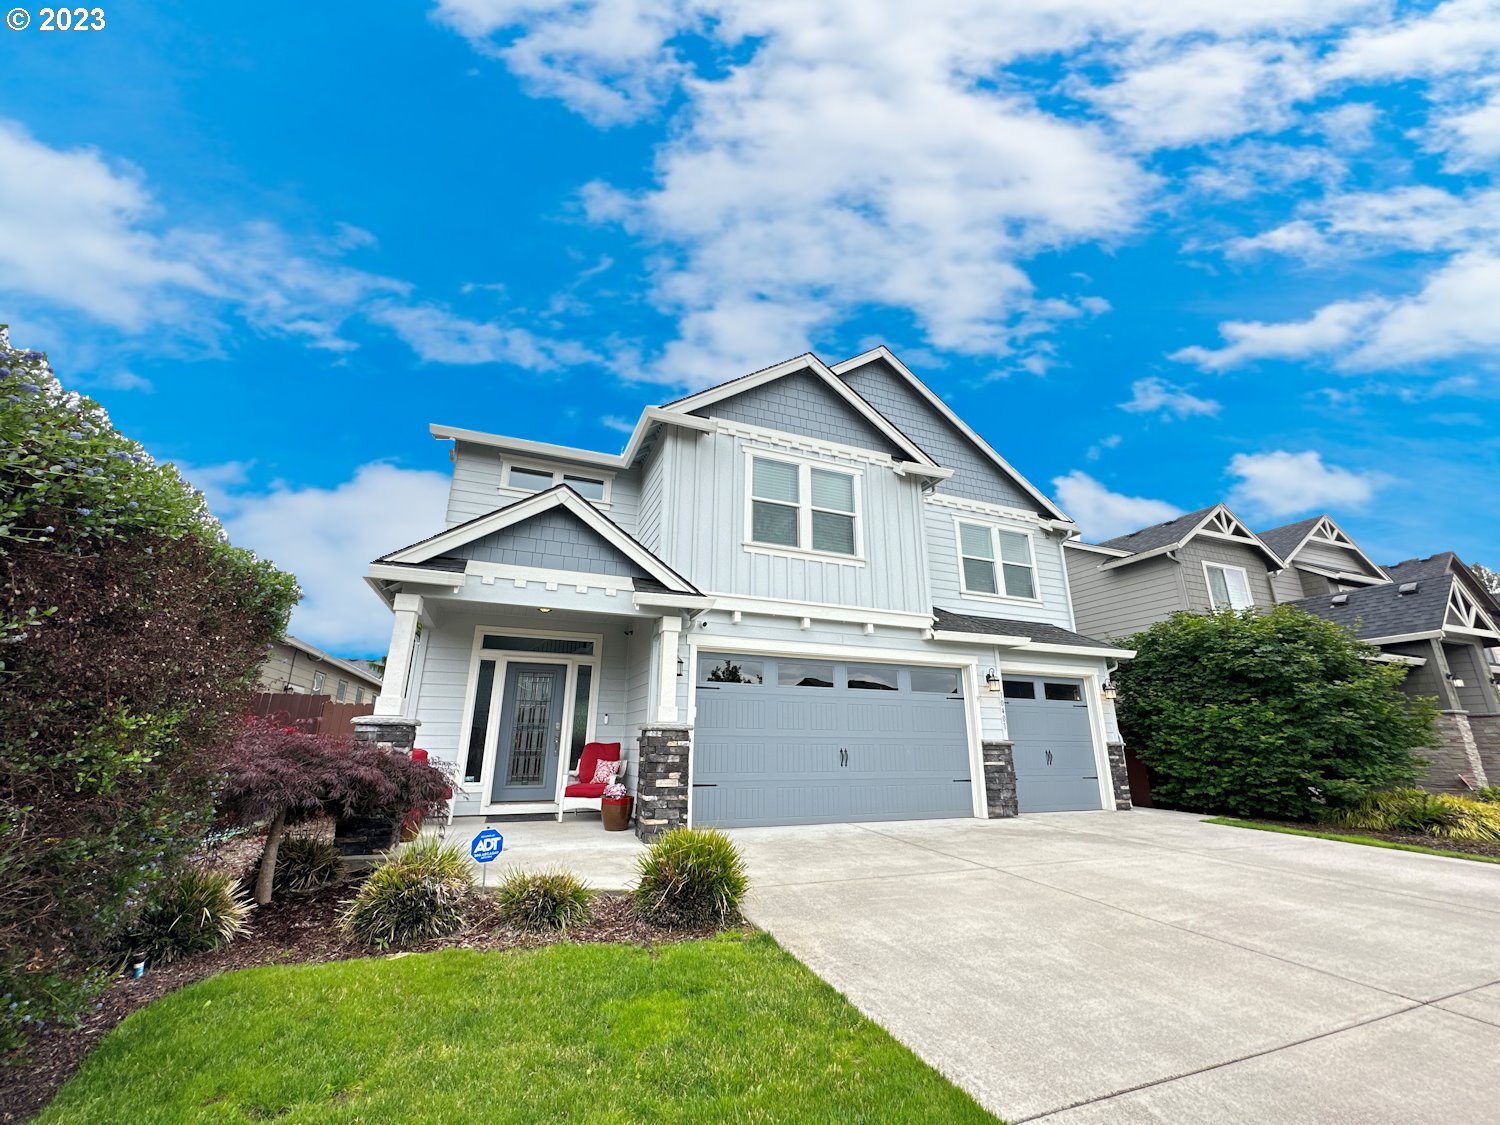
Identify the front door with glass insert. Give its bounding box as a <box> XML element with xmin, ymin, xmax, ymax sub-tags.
<box><xmin>491</xmin><ymin>663</ymin><xmax>567</xmax><ymax>802</ymax></box>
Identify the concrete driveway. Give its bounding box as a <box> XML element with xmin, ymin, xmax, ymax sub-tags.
<box><xmin>732</xmin><ymin>809</ymin><xmax>1500</xmax><ymax>1123</ymax></box>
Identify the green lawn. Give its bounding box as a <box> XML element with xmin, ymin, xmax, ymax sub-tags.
<box><xmin>42</xmin><ymin>932</ymin><xmax>995</xmax><ymax>1123</ymax></box>
<box><xmin>1206</xmin><ymin>817</ymin><xmax>1500</xmax><ymax>864</ymax></box>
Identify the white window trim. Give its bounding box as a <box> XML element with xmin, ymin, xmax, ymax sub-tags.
<box><xmin>953</xmin><ymin>516</ymin><xmax>1043</xmax><ymax>605</ymax></box>
<box><xmin>1203</xmin><ymin>561</ymin><xmax>1255</xmax><ymax>610</ymax></box>
<box><xmin>498</xmin><ymin>457</ymin><xmax>614</xmax><ymax>506</ymax></box>
<box><xmin>743</xmin><ymin>450</ymin><xmax>865</xmax><ymax>564</ymax></box>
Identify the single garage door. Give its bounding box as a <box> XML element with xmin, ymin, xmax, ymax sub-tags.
<box><xmin>1003</xmin><ymin>676</ymin><xmax>1103</xmax><ymax>813</ymax></box>
<box><xmin>692</xmin><ymin>653</ymin><xmax>975</xmax><ymax>828</ymax></box>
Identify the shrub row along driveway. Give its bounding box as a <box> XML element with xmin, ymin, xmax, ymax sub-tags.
<box><xmin>732</xmin><ymin>809</ymin><xmax>1500</xmax><ymax>1123</ymax></box>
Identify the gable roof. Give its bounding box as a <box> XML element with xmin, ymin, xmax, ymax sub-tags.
<box><xmin>662</xmin><ymin>353</ymin><xmax>944</xmax><ymax>471</ymax></box>
<box><xmin>281</xmin><ymin>635</ymin><xmax>384</xmax><ymax>690</ymax></box>
<box><xmin>1257</xmin><ymin>514</ymin><xmax>1389</xmax><ymax>583</ymax></box>
<box><xmin>1389</xmin><ymin>552</ymin><xmax>1500</xmax><ymax>624</ymax></box>
<box><xmin>375</xmin><ymin>485</ymin><xmax>701</xmax><ymax>595</ymax></box>
<box><xmin>1093</xmin><ymin>504</ymin><xmax>1285</xmax><ymax>571</ymax></box>
<box><xmin>830</xmin><ymin>346</ymin><xmax>1070</xmax><ymax>522</ymax></box>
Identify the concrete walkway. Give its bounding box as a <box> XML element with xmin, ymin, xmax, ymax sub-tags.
<box><xmin>441</xmin><ymin>815</ymin><xmax>644</xmax><ymax>890</ymax></box>
<box><xmin>732</xmin><ymin>809</ymin><xmax>1500</xmax><ymax>1123</ymax></box>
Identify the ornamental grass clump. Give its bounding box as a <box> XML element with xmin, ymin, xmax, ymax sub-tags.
<box><xmin>1322</xmin><ymin>788</ymin><xmax>1500</xmax><ymax>842</ymax></box>
<box><xmin>340</xmin><ymin>837</ymin><xmax>473</xmax><ymax>949</ymax></box>
<box><xmin>496</xmin><ymin>869</ymin><xmax>594</xmax><ymax>932</ymax></box>
<box><xmin>272</xmin><ymin>836</ymin><xmax>345</xmax><ymax>893</ymax></box>
<box><xmin>634</xmin><ymin>828</ymin><xmax>748</xmax><ymax>929</ymax></box>
<box><xmin>128</xmin><ymin>868</ymin><xmax>252</xmax><ymax>966</ymax></box>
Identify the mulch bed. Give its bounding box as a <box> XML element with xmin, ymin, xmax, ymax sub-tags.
<box><xmin>1246</xmin><ymin>819</ymin><xmax>1500</xmax><ymax>859</ymax></box>
<box><xmin>1</xmin><ymin>879</ymin><xmax>726</xmax><ymax>1123</ymax></box>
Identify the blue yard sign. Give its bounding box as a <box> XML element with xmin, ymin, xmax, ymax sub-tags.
<box><xmin>470</xmin><ymin>828</ymin><xmax>504</xmax><ymax>863</ymax></box>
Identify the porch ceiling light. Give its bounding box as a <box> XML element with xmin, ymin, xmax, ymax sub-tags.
<box><xmin>537</xmin><ymin>606</ymin><xmax>552</xmax><ymax>613</ymax></box>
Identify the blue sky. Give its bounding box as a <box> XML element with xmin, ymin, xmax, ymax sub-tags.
<box><xmin>3</xmin><ymin>1</ymin><xmax>1497</xmax><ymax>655</ymax></box>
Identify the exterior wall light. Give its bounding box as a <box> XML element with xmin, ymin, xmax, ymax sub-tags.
<box><xmin>985</xmin><ymin>669</ymin><xmax>1000</xmax><ymax>692</ymax></box>
<box><xmin>1446</xmin><ymin>673</ymin><xmax>1466</xmax><ymax>688</ymax></box>
<box><xmin>1102</xmin><ymin>681</ymin><xmax>1119</xmax><ymax>701</ymax></box>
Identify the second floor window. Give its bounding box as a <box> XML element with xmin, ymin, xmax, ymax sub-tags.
<box><xmin>958</xmin><ymin>521</ymin><xmax>1037</xmax><ymax>600</ymax></box>
<box><xmin>336</xmin><ymin>679</ymin><xmax>348</xmax><ymax>703</ymax></box>
<box><xmin>311</xmin><ymin>671</ymin><xmax>325</xmax><ymax>693</ymax></box>
<box><xmin>749</xmin><ymin>456</ymin><xmax>859</xmax><ymax>557</ymax></box>
<box><xmin>505</xmin><ymin>463</ymin><xmax>608</xmax><ymax>501</ymax></box>
<box><xmin>1206</xmin><ymin>563</ymin><xmax>1254</xmax><ymax>609</ymax></box>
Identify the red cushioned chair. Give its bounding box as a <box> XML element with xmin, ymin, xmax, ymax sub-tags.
<box><xmin>557</xmin><ymin>742</ymin><xmax>626</xmax><ymax>820</ymax></box>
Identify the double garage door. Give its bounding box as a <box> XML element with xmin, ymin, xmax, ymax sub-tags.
<box><xmin>692</xmin><ymin>653</ymin><xmax>1103</xmax><ymax>828</ymax></box>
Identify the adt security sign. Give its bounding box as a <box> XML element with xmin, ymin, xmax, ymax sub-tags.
<box><xmin>470</xmin><ymin>828</ymin><xmax>503</xmax><ymax>863</ymax></box>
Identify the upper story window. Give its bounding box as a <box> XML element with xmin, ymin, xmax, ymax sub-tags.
<box><xmin>503</xmin><ymin>461</ymin><xmax>609</xmax><ymax>502</ymax></box>
<box><xmin>311</xmin><ymin>670</ymin><xmax>326</xmax><ymax>693</ymax></box>
<box><xmin>748</xmin><ymin>455</ymin><xmax>860</xmax><ymax>558</ymax></box>
<box><xmin>1205</xmin><ymin>562</ymin><xmax>1254</xmax><ymax>610</ymax></box>
<box><xmin>957</xmin><ymin>520</ymin><xmax>1037</xmax><ymax>600</ymax></box>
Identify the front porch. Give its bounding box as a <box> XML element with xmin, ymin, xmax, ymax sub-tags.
<box><xmin>438</xmin><ymin>816</ymin><xmax>646</xmax><ymax>891</ymax></box>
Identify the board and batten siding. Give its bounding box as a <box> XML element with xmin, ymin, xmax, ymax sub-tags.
<box><xmin>444</xmin><ymin>440</ymin><xmax>643</xmax><ymax>535</ymax></box>
<box><xmin>1064</xmin><ymin>547</ymin><xmax>1187</xmax><ymax>640</ymax></box>
<box><xmin>926</xmin><ymin>503</ymin><xmax>1074</xmax><ymax>628</ymax></box>
<box><xmin>658</xmin><ymin>429</ymin><xmax>929</xmax><ymax>614</ymax></box>
<box><xmin>412</xmin><ymin>607</ymin><xmax>634</xmax><ymax>816</ymax></box>
<box><xmin>1175</xmin><ymin>538</ymin><xmax>1278</xmax><ymax>613</ymax></box>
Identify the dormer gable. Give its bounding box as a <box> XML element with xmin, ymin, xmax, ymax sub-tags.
<box><xmin>1094</xmin><ymin>503</ymin><xmax>1284</xmax><ymax>572</ymax></box>
<box><xmin>1258</xmin><ymin>514</ymin><xmax>1388</xmax><ymax>586</ymax></box>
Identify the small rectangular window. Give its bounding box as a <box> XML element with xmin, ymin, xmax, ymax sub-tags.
<box><xmin>846</xmin><ymin>664</ymin><xmax>899</xmax><ymax>691</ymax></box>
<box><xmin>778</xmin><ymin>661</ymin><xmax>834</xmax><ymax>688</ymax></box>
<box><xmin>464</xmin><ymin>660</ymin><xmax>497</xmax><ymax>783</ymax></box>
<box><xmin>563</xmin><ymin>474</ymin><xmax>606</xmax><ymax>500</ymax></box>
<box><xmin>910</xmin><ymin>667</ymin><xmax>961</xmax><ymax>695</ymax></box>
<box><xmin>482</xmin><ymin>635</ymin><xmax>595</xmax><ymax>655</ymax></box>
<box><xmin>508</xmin><ymin>466</ymin><xmax>554</xmax><ymax>492</ymax></box>
<box><xmin>699</xmin><ymin>655</ymin><xmax>764</xmax><ymax>684</ymax></box>
<box><xmin>1206</xmin><ymin>563</ymin><xmax>1254</xmax><ymax>610</ymax></box>
<box><xmin>311</xmin><ymin>671</ymin><xmax>326</xmax><ymax>693</ymax></box>
<box><xmin>1002</xmin><ymin>680</ymin><xmax>1036</xmax><ymax>700</ymax></box>
<box><xmin>1044</xmin><ymin>682</ymin><xmax>1083</xmax><ymax>702</ymax></box>
<box><xmin>335</xmin><ymin>679</ymin><xmax>349</xmax><ymax>703</ymax></box>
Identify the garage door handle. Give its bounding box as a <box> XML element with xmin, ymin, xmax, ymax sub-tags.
<box><xmin>1045</xmin><ymin>749</ymin><xmax>1053</xmax><ymax>765</ymax></box>
<box><xmin>692</xmin><ymin>783</ymin><xmax>718</xmax><ymax>788</ymax></box>
<box><xmin>839</xmin><ymin>747</ymin><xmax>848</xmax><ymax>767</ymax></box>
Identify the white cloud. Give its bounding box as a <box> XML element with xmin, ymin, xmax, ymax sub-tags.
<box><xmin>92</xmin><ymin>370</ymin><xmax>154</xmax><ymax>393</ymax></box>
<box><xmin>1118</xmin><ymin>376</ymin><xmax>1221</xmax><ymax>419</ymax></box>
<box><xmin>599</xmin><ymin>414</ymin><xmax>637</xmax><ymax>433</ymax></box>
<box><xmin>184</xmin><ymin>462</ymin><xmax>453</xmax><ymax>655</ymax></box>
<box><xmin>1051</xmin><ymin>470</ymin><xmax>1184</xmax><ymax>542</ymax></box>
<box><xmin>1323</xmin><ymin>0</ymin><xmax>1500</xmax><ymax>81</ymax></box>
<box><xmin>1172</xmin><ymin>300</ymin><xmax>1386</xmax><ymax>371</ymax></box>
<box><xmin>369</xmin><ymin>303</ymin><xmax>599</xmax><ymax>369</ymax></box>
<box><xmin>1346</xmin><ymin>251</ymin><xmax>1500</xmax><ymax>367</ymax></box>
<box><xmin>1226</xmin><ymin>450</ymin><xmax>1386</xmax><ymax>518</ymax></box>
<box><xmin>1429</xmin><ymin>85</ymin><xmax>1500</xmax><ymax>169</ymax></box>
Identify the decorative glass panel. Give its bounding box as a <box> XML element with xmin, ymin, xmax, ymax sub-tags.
<box><xmin>568</xmin><ymin>665</ymin><xmax>592</xmax><ymax>771</ymax></box>
<box><xmin>846</xmin><ymin>664</ymin><xmax>899</xmax><ymax>691</ymax></box>
<box><xmin>959</xmin><ymin>522</ymin><xmax>993</xmax><ymax>559</ymax></box>
<box><xmin>1002</xmin><ymin>680</ymin><xmax>1036</xmax><ymax>700</ymax></box>
<box><xmin>506</xmin><ymin>670</ymin><xmax>556</xmax><ymax>785</ymax></box>
<box><xmin>963</xmin><ymin>556</ymin><xmax>999</xmax><ymax>594</ymax></box>
<box><xmin>778</xmin><ymin>661</ymin><xmax>835</xmax><ymax>688</ymax></box>
<box><xmin>482</xmin><ymin>634</ymin><xmax>595</xmax><ymax>655</ymax></box>
<box><xmin>752</xmin><ymin>501</ymin><xmax>799</xmax><ymax>547</ymax></box>
<box><xmin>752</xmin><ymin>457</ymin><xmax>799</xmax><ymax>503</ymax></box>
<box><xmin>1044</xmin><ymin>682</ymin><xmax>1083</xmax><ymax>702</ymax></box>
<box><xmin>563</xmin><ymin>474</ymin><xmax>606</xmax><ymax>500</ymax></box>
<box><xmin>699</xmin><ymin>655</ymin><xmax>764</xmax><ymax>684</ymax></box>
<box><xmin>509</xmin><ymin>466</ymin><xmax>554</xmax><ymax>492</ymax></box>
<box><xmin>910</xmin><ymin>667</ymin><xmax>961</xmax><ymax>695</ymax></box>
<box><xmin>811</xmin><ymin>510</ymin><xmax>856</xmax><ymax>555</ymax></box>
<box><xmin>464</xmin><ymin>659</ymin><xmax>496</xmax><ymax>783</ymax></box>
<box><xmin>810</xmin><ymin>468</ymin><xmax>854</xmax><ymax>513</ymax></box>
<box><xmin>1002</xmin><ymin>563</ymin><xmax>1035</xmax><ymax>600</ymax></box>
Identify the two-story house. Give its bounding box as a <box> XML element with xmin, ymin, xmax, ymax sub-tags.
<box><xmin>1068</xmin><ymin>504</ymin><xmax>1500</xmax><ymax>794</ymax></box>
<box><xmin>358</xmin><ymin>348</ymin><xmax>1132</xmax><ymax>840</ymax></box>
<box><xmin>257</xmin><ymin>634</ymin><xmax>384</xmax><ymax>704</ymax></box>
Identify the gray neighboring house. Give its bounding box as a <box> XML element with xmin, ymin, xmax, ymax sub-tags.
<box><xmin>358</xmin><ymin>348</ymin><xmax>1134</xmax><ymax>840</ymax></box>
<box><xmin>257</xmin><ymin>635</ymin><xmax>384</xmax><ymax>704</ymax></box>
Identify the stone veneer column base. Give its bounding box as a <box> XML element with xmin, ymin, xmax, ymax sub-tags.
<box><xmin>351</xmin><ymin>715</ymin><xmax>419</xmax><ymax>754</ymax></box>
<box><xmin>1418</xmin><ymin>711</ymin><xmax>1488</xmax><ymax>793</ymax></box>
<box><xmin>1468</xmin><ymin>714</ymin><xmax>1500</xmax><ymax>788</ymax></box>
<box><xmin>982</xmin><ymin>741</ymin><xmax>1018</xmax><ymax>818</ymax></box>
<box><xmin>1107</xmin><ymin>742</ymin><xmax>1132</xmax><ymax>811</ymax></box>
<box><xmin>635</xmin><ymin>726</ymin><xmax>691</xmax><ymax>843</ymax></box>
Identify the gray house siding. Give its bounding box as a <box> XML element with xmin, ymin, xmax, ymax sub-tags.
<box><xmin>927</xmin><ymin>504</ymin><xmax>1074</xmax><ymax>627</ymax></box>
<box><xmin>1384</xmin><ymin>641</ymin><xmax>1449</xmax><ymax>704</ymax></box>
<box><xmin>691</xmin><ymin>370</ymin><xmax>906</xmax><ymax>458</ymax></box>
<box><xmin>1270</xmin><ymin>568</ymin><xmax>1309</xmax><ymax>602</ymax></box>
<box><xmin>446</xmin><ymin>508</ymin><xmax>645</xmax><ymax>578</ymax></box>
<box><xmin>637</xmin><ymin>441</ymin><xmax>667</xmax><ymax>555</ymax></box>
<box><xmin>1444</xmin><ymin>641</ymin><xmax>1499</xmax><ymax>715</ymax></box>
<box><xmin>659</xmin><ymin>428</ymin><xmax>929</xmax><ymax>613</ymax></box>
<box><xmin>836</xmin><ymin>358</ymin><xmax>1038</xmax><ymax>511</ymax></box>
<box><xmin>1064</xmin><ymin>547</ymin><xmax>1187</xmax><ymax>640</ymax></box>
<box><xmin>1175</xmin><ymin>538</ymin><xmax>1278</xmax><ymax>614</ymax></box>
<box><xmin>445</xmin><ymin>440</ymin><xmax>641</xmax><ymax>533</ymax></box>
<box><xmin>1297</xmin><ymin>540</ymin><xmax>1376</xmax><ymax>577</ymax></box>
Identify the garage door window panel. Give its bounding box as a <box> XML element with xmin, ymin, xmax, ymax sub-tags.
<box><xmin>1044</xmin><ymin>682</ymin><xmax>1083</xmax><ymax>702</ymax></box>
<box><xmin>699</xmin><ymin>654</ymin><xmax>764</xmax><ymax>685</ymax></box>
<box><xmin>779</xmin><ymin>661</ymin><xmax>834</xmax><ymax>688</ymax></box>
<box><xmin>910</xmin><ymin>667</ymin><xmax>962</xmax><ymax>695</ymax></box>
<box><xmin>846</xmin><ymin>664</ymin><xmax>899</xmax><ymax>691</ymax></box>
<box><xmin>1002</xmin><ymin>680</ymin><xmax>1036</xmax><ymax>700</ymax></box>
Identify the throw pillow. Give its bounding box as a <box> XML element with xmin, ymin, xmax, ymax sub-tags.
<box><xmin>590</xmin><ymin>758</ymin><xmax>622</xmax><ymax>785</ymax></box>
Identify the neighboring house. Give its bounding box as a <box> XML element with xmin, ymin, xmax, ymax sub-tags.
<box><xmin>1287</xmin><ymin>552</ymin><xmax>1500</xmax><ymax>792</ymax></box>
<box><xmin>1257</xmin><ymin>514</ymin><xmax>1390</xmax><ymax>599</ymax></box>
<box><xmin>257</xmin><ymin>635</ymin><xmax>385</xmax><ymax>706</ymax></box>
<box><xmin>1064</xmin><ymin>503</ymin><xmax>1286</xmax><ymax>640</ymax></box>
<box><xmin>360</xmin><ymin>348</ymin><xmax>1133</xmax><ymax>841</ymax></box>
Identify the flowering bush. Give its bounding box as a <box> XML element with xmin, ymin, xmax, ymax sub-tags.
<box><xmin>0</xmin><ymin>328</ymin><xmax>299</xmax><ymax>1054</ymax></box>
<box><xmin>602</xmin><ymin>782</ymin><xmax>629</xmax><ymax>801</ymax></box>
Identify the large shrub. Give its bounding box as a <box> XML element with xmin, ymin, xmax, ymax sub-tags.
<box><xmin>496</xmin><ymin>869</ymin><xmax>593</xmax><ymax>932</ymax></box>
<box><xmin>272</xmin><ymin>836</ymin><xmax>346</xmax><ymax>894</ymax></box>
<box><xmin>0</xmin><ymin>330</ymin><xmax>298</xmax><ymax>1053</ymax></box>
<box><xmin>1116</xmin><ymin>606</ymin><xmax>1435</xmax><ymax>820</ymax></box>
<box><xmin>340</xmin><ymin>837</ymin><xmax>473</xmax><ymax>948</ymax></box>
<box><xmin>217</xmin><ymin>718</ymin><xmax>452</xmax><ymax>905</ymax></box>
<box><xmin>126</xmin><ymin>868</ymin><xmax>252</xmax><ymax>966</ymax></box>
<box><xmin>634</xmin><ymin>828</ymin><xmax>748</xmax><ymax>929</ymax></box>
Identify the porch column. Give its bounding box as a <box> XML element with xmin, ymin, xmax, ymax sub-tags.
<box><xmin>653</xmin><ymin>614</ymin><xmax>682</xmax><ymax>724</ymax></box>
<box><xmin>373</xmin><ymin>593</ymin><xmax>423</xmax><ymax>717</ymax></box>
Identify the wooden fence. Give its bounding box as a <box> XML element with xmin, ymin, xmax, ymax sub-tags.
<box><xmin>250</xmin><ymin>693</ymin><xmax>375</xmax><ymax>738</ymax></box>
